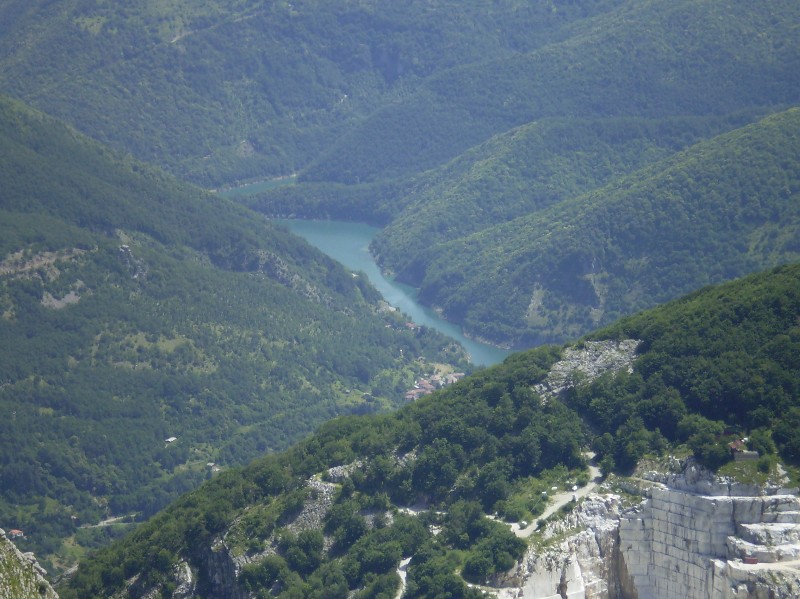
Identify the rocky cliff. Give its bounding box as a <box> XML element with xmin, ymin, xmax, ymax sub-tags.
<box><xmin>617</xmin><ymin>464</ymin><xmax>800</xmax><ymax>599</ymax></box>
<box><xmin>100</xmin><ymin>339</ymin><xmax>800</xmax><ymax>599</ymax></box>
<box><xmin>494</xmin><ymin>463</ymin><xmax>800</xmax><ymax>599</ymax></box>
<box><xmin>0</xmin><ymin>529</ymin><xmax>58</xmax><ymax>599</ymax></box>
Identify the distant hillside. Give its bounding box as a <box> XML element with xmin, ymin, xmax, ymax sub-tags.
<box><xmin>256</xmin><ymin>108</ymin><xmax>800</xmax><ymax>348</ymax></box>
<box><xmin>300</xmin><ymin>0</ymin><xmax>800</xmax><ymax>184</ymax></box>
<box><xmin>0</xmin><ymin>0</ymin><xmax>619</xmax><ymax>186</ymax></box>
<box><xmin>369</xmin><ymin>113</ymin><xmax>760</xmax><ymax>278</ymax></box>
<box><xmin>60</xmin><ymin>263</ymin><xmax>800</xmax><ymax>599</ymax></box>
<box><xmin>401</xmin><ymin>107</ymin><xmax>800</xmax><ymax>346</ymax></box>
<box><xmin>239</xmin><ymin>0</ymin><xmax>800</xmax><ymax>347</ymax></box>
<box><xmin>0</xmin><ymin>96</ymin><xmax>468</xmax><ymax>573</ymax></box>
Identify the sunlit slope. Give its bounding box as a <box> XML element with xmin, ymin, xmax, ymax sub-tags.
<box><xmin>414</xmin><ymin>108</ymin><xmax>800</xmax><ymax>346</ymax></box>
<box><xmin>61</xmin><ymin>262</ymin><xmax>800</xmax><ymax>599</ymax></box>
<box><xmin>0</xmin><ymin>96</ymin><xmax>466</xmax><ymax>568</ymax></box>
<box><xmin>370</xmin><ymin>114</ymin><xmax>759</xmax><ymax>280</ymax></box>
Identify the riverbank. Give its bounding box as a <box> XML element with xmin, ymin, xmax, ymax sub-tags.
<box><xmin>275</xmin><ymin>219</ymin><xmax>511</xmax><ymax>366</ymax></box>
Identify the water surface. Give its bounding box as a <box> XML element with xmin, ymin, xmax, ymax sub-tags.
<box><xmin>276</xmin><ymin>219</ymin><xmax>510</xmax><ymax>367</ymax></box>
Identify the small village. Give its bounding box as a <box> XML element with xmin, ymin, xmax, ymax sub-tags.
<box><xmin>404</xmin><ymin>371</ymin><xmax>465</xmax><ymax>401</ymax></box>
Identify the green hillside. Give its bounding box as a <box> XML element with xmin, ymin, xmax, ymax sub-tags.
<box><xmin>13</xmin><ymin>0</ymin><xmax>794</xmax><ymax>189</ymax></box>
<box><xmin>237</xmin><ymin>0</ymin><xmax>800</xmax><ymax>347</ymax></box>
<box><xmin>0</xmin><ymin>0</ymin><xmax>619</xmax><ymax>186</ymax></box>
<box><xmin>60</xmin><ymin>263</ymin><xmax>800</xmax><ymax>598</ymax></box>
<box><xmin>368</xmin><ymin>113</ymin><xmax>760</xmax><ymax>277</ymax></box>
<box><xmin>582</xmin><ymin>263</ymin><xmax>800</xmax><ymax>468</ymax></box>
<box><xmin>402</xmin><ymin>107</ymin><xmax>800</xmax><ymax>346</ymax></box>
<box><xmin>3</xmin><ymin>1</ymin><xmax>800</xmax><ymax>584</ymax></box>
<box><xmin>300</xmin><ymin>0</ymin><xmax>800</xmax><ymax>184</ymax></box>
<box><xmin>0</xmin><ymin>96</ymin><xmax>468</xmax><ymax>572</ymax></box>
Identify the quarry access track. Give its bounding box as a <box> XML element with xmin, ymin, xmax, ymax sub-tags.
<box><xmin>514</xmin><ymin>455</ymin><xmax>603</xmax><ymax>538</ymax></box>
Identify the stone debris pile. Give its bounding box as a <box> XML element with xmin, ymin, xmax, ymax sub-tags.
<box><xmin>533</xmin><ymin>339</ymin><xmax>640</xmax><ymax>402</ymax></box>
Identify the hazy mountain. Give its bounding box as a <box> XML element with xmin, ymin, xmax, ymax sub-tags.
<box><xmin>369</xmin><ymin>113</ymin><xmax>761</xmax><ymax>282</ymax></box>
<box><xmin>0</xmin><ymin>0</ymin><xmax>621</xmax><ymax>186</ymax></box>
<box><xmin>251</xmin><ymin>107</ymin><xmax>800</xmax><ymax>347</ymax></box>
<box><xmin>300</xmin><ymin>0</ymin><xmax>800</xmax><ymax>184</ymax></box>
<box><xmin>243</xmin><ymin>0</ymin><xmax>800</xmax><ymax>345</ymax></box>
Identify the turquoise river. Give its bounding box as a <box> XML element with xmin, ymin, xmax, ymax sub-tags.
<box><xmin>275</xmin><ymin>219</ymin><xmax>511</xmax><ymax>367</ymax></box>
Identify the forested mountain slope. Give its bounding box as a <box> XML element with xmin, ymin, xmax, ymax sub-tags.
<box><xmin>60</xmin><ymin>262</ymin><xmax>800</xmax><ymax>599</ymax></box>
<box><xmin>241</xmin><ymin>0</ymin><xmax>800</xmax><ymax>347</ymax></box>
<box><xmin>3</xmin><ymin>1</ymin><xmax>799</xmax><ymax>349</ymax></box>
<box><xmin>407</xmin><ymin>107</ymin><xmax>800</xmax><ymax>346</ymax></box>
<box><xmin>0</xmin><ymin>96</ymin><xmax>467</xmax><ymax>573</ymax></box>
<box><xmin>300</xmin><ymin>0</ymin><xmax>800</xmax><ymax>184</ymax></box>
<box><xmin>0</xmin><ymin>0</ymin><xmax>620</xmax><ymax>186</ymax></box>
<box><xmin>369</xmin><ymin>113</ymin><xmax>760</xmax><ymax>278</ymax></box>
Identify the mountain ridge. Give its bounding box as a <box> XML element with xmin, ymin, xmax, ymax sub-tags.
<box><xmin>406</xmin><ymin>107</ymin><xmax>800</xmax><ymax>346</ymax></box>
<box><xmin>59</xmin><ymin>262</ymin><xmax>800</xmax><ymax>598</ymax></box>
<box><xmin>0</xmin><ymin>0</ymin><xmax>622</xmax><ymax>186</ymax></box>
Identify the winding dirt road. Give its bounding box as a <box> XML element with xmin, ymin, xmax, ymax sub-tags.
<box><xmin>514</xmin><ymin>456</ymin><xmax>603</xmax><ymax>538</ymax></box>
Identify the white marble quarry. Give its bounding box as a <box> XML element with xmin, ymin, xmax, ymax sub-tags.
<box><xmin>618</xmin><ymin>488</ymin><xmax>800</xmax><ymax>599</ymax></box>
<box><xmin>710</xmin><ymin>559</ymin><xmax>800</xmax><ymax>599</ymax></box>
<box><xmin>493</xmin><ymin>476</ymin><xmax>800</xmax><ymax>599</ymax></box>
<box><xmin>498</xmin><ymin>496</ymin><xmax>623</xmax><ymax>599</ymax></box>
<box><xmin>519</xmin><ymin>553</ymin><xmax>586</xmax><ymax>599</ymax></box>
<box><xmin>737</xmin><ymin>522</ymin><xmax>800</xmax><ymax>546</ymax></box>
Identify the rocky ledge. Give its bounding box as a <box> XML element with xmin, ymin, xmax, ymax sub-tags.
<box><xmin>534</xmin><ymin>339</ymin><xmax>641</xmax><ymax>402</ymax></box>
<box><xmin>488</xmin><ymin>461</ymin><xmax>800</xmax><ymax>599</ymax></box>
<box><xmin>0</xmin><ymin>529</ymin><xmax>58</xmax><ymax>599</ymax></box>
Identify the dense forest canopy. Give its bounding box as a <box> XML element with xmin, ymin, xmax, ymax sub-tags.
<box><xmin>299</xmin><ymin>0</ymin><xmax>800</xmax><ymax>185</ymax></box>
<box><xmin>0</xmin><ymin>0</ymin><xmax>626</xmax><ymax>186</ymax></box>
<box><xmin>244</xmin><ymin>0</ymin><xmax>800</xmax><ymax>345</ymax></box>
<box><xmin>1</xmin><ymin>1</ymin><xmax>798</xmax><ymax>344</ymax></box>
<box><xmin>405</xmin><ymin>108</ymin><xmax>800</xmax><ymax>346</ymax></box>
<box><xmin>0</xmin><ymin>95</ymin><xmax>468</xmax><ymax>573</ymax></box>
<box><xmin>2</xmin><ymin>0</ymin><xmax>800</xmax><ymax>586</ymax></box>
<box><xmin>252</xmin><ymin>105</ymin><xmax>800</xmax><ymax>347</ymax></box>
<box><xmin>61</xmin><ymin>263</ymin><xmax>800</xmax><ymax>599</ymax></box>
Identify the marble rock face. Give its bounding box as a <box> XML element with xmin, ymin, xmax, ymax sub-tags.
<box><xmin>502</xmin><ymin>464</ymin><xmax>800</xmax><ymax>599</ymax></box>
<box><xmin>615</xmin><ymin>483</ymin><xmax>800</xmax><ymax>599</ymax></box>
<box><xmin>0</xmin><ymin>530</ymin><xmax>58</xmax><ymax>599</ymax></box>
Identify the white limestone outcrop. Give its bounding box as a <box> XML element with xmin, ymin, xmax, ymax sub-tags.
<box><xmin>533</xmin><ymin>339</ymin><xmax>640</xmax><ymax>402</ymax></box>
<box><xmin>494</xmin><ymin>463</ymin><xmax>800</xmax><ymax>599</ymax></box>
<box><xmin>0</xmin><ymin>530</ymin><xmax>58</xmax><ymax>599</ymax></box>
<box><xmin>617</xmin><ymin>470</ymin><xmax>800</xmax><ymax>599</ymax></box>
<box><xmin>493</xmin><ymin>495</ymin><xmax>625</xmax><ymax>599</ymax></box>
